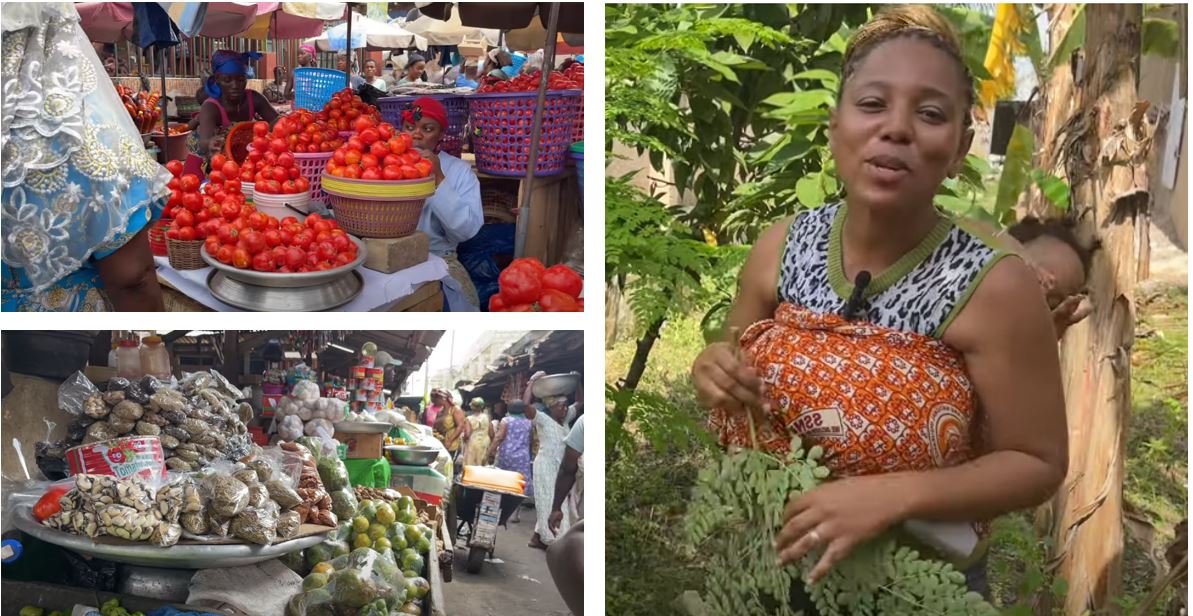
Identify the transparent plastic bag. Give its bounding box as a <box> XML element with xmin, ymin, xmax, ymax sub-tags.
<box><xmin>200</xmin><ymin>465</ymin><xmax>250</xmax><ymax>518</ymax></box>
<box><xmin>58</xmin><ymin>371</ymin><xmax>101</xmax><ymax>417</ymax></box>
<box><xmin>280</xmin><ymin>415</ymin><xmax>304</xmax><ymax>442</ymax></box>
<box><xmin>288</xmin><ymin>548</ymin><xmax>408</xmax><ymax>615</ymax></box>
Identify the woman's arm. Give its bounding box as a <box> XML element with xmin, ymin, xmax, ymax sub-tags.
<box><xmin>486</xmin><ymin>420</ymin><xmax>508</xmax><ymax>461</ymax></box>
<box><xmin>423</xmin><ymin>160</ymin><xmax>483</xmax><ymax>244</ymax></box>
<box><xmin>691</xmin><ymin>217</ymin><xmax>789</xmax><ymax>412</ymax></box>
<box><xmin>776</xmin><ymin>257</ymin><xmax>1068</xmax><ymax>580</ymax></box>
<box><xmin>196</xmin><ymin>103</ymin><xmax>222</xmax><ymax>156</ymax></box>
<box><xmin>252</xmin><ymin>90</ymin><xmax>279</xmax><ymax>124</ymax></box>
<box><xmin>96</xmin><ymin>228</ymin><xmax>165</xmax><ymax>311</ymax></box>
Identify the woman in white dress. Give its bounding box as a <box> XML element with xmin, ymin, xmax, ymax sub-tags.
<box><xmin>522</xmin><ymin>372</ymin><xmax>572</xmax><ymax>549</ymax></box>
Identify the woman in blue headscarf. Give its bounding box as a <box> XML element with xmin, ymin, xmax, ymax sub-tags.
<box><xmin>190</xmin><ymin>50</ymin><xmax>279</xmax><ymax>158</ymax></box>
<box><xmin>2</xmin><ymin>3</ymin><xmax>170</xmax><ymax>311</ymax></box>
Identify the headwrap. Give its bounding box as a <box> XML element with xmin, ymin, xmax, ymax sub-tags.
<box><xmin>205</xmin><ymin>50</ymin><xmax>262</xmax><ymax>99</ymax></box>
<box><xmin>470</xmin><ymin>397</ymin><xmax>485</xmax><ymax>410</ymax></box>
<box><xmin>507</xmin><ymin>401</ymin><xmax>528</xmax><ymax>416</ymax></box>
<box><xmin>430</xmin><ymin>388</ymin><xmax>454</xmax><ymax>405</ymax></box>
<box><xmin>299</xmin><ymin>43</ymin><xmax>317</xmax><ymax>56</ymax></box>
<box><xmin>402</xmin><ymin>96</ymin><xmax>448</xmax><ymax>130</ymax></box>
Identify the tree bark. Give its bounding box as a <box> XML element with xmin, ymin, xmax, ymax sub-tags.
<box><xmin>607</xmin><ymin>316</ymin><xmax>666</xmax><ymax>461</ymax></box>
<box><xmin>1034</xmin><ymin>6</ymin><xmax>1150</xmax><ymax>615</ymax></box>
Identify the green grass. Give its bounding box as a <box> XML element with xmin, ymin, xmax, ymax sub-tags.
<box><xmin>606</xmin><ymin>289</ymin><xmax>1188</xmax><ymax>615</ymax></box>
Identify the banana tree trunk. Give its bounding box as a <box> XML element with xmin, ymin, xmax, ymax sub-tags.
<box><xmin>1032</xmin><ymin>6</ymin><xmax>1152</xmax><ymax>615</ymax></box>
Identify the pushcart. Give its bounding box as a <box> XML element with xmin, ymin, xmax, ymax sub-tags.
<box><xmin>452</xmin><ymin>481</ymin><xmax>525</xmax><ymax>574</ymax></box>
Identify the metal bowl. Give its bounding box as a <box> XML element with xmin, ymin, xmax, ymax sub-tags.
<box><xmin>200</xmin><ymin>235</ymin><xmax>367</xmax><ymax>288</ymax></box>
<box><xmin>207</xmin><ymin>270</ymin><xmax>362</xmax><ymax>312</ymax></box>
<box><xmin>384</xmin><ymin>445</ymin><xmax>438</xmax><ymax>466</ymax></box>
<box><xmin>531</xmin><ymin>373</ymin><xmax>580</xmax><ymax>398</ymax></box>
<box><xmin>334</xmin><ymin>421</ymin><xmax>392</xmax><ymax>434</ymax></box>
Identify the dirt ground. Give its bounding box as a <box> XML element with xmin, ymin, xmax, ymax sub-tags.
<box><xmin>442</xmin><ymin>503</ymin><xmax>571</xmax><ymax>616</ymax></box>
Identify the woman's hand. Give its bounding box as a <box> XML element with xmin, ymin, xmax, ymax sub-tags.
<box><xmin>774</xmin><ymin>474</ymin><xmax>915</xmax><ymax>583</ymax></box>
<box><xmin>691</xmin><ymin>342</ymin><xmax>766</xmax><ymax>413</ymax></box>
<box><xmin>415</xmin><ymin>147</ymin><xmax>444</xmax><ymax>185</ymax></box>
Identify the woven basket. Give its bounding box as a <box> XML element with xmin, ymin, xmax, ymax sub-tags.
<box><xmin>467</xmin><ymin>90</ymin><xmax>581</xmax><ymax>177</ymax></box>
<box><xmin>378</xmin><ymin>95</ymin><xmax>470</xmax><ymax>157</ymax></box>
<box><xmin>321</xmin><ymin>174</ymin><xmax>435</xmax><ymax>238</ymax></box>
<box><xmin>166</xmin><ymin>237</ymin><xmax>206</xmax><ymax>270</ymax></box>
<box><xmin>148</xmin><ymin>218</ymin><xmax>171</xmax><ymax>257</ymax></box>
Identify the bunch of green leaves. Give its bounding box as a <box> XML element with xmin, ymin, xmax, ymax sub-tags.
<box><xmin>684</xmin><ymin>436</ymin><xmax>998</xmax><ymax>615</ymax></box>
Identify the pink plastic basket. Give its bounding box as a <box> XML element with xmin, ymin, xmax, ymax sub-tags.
<box><xmin>467</xmin><ymin>90</ymin><xmax>581</xmax><ymax>177</ymax></box>
<box><xmin>294</xmin><ymin>151</ymin><xmax>334</xmax><ymax>206</ymax></box>
<box><xmin>378</xmin><ymin>95</ymin><xmax>470</xmax><ymax>157</ymax></box>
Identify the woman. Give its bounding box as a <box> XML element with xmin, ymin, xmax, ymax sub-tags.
<box><xmin>3</xmin><ymin>3</ymin><xmax>169</xmax><ymax>311</ymax></box>
<box><xmin>285</xmin><ymin>43</ymin><xmax>318</xmax><ymax>102</ymax></box>
<box><xmin>397</xmin><ymin>54</ymin><xmax>427</xmax><ymax>85</ymax></box>
<box><xmin>263</xmin><ymin>66</ymin><xmax>288</xmax><ymax>104</ymax></box>
<box><xmin>487</xmin><ymin>400</ymin><xmax>533</xmax><ymax>523</ymax></box>
<box><xmin>362</xmin><ymin>59</ymin><xmax>388</xmax><ymax>91</ymax></box>
<box><xmin>422</xmin><ymin>389</ymin><xmax>446</xmax><ymax>428</ymax></box>
<box><xmin>522</xmin><ymin>371</ymin><xmax>573</xmax><ymax>549</ymax></box>
<box><xmin>690</xmin><ymin>6</ymin><xmax>1067</xmax><ymax>605</ymax></box>
<box><xmin>483</xmin><ymin>49</ymin><xmax>513</xmax><ymax>80</ymax></box>
<box><xmin>461</xmin><ymin>397</ymin><xmax>494</xmax><ymax>467</ymax></box>
<box><xmin>402</xmin><ymin>97</ymin><xmax>484</xmax><ymax>310</ymax></box>
<box><xmin>336</xmin><ymin>52</ymin><xmax>366</xmax><ymax>89</ymax></box>
<box><xmin>191</xmin><ymin>50</ymin><xmax>279</xmax><ymax>158</ymax></box>
<box><xmin>431</xmin><ymin>389</ymin><xmax>468</xmax><ymax>460</ymax></box>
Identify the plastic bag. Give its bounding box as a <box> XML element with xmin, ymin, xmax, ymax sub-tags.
<box><xmin>292</xmin><ymin>380</ymin><xmax>320</xmax><ymax>404</ymax></box>
<box><xmin>458</xmin><ymin>223</ymin><xmax>515</xmax><ymax>311</ymax></box>
<box><xmin>231</xmin><ymin>502</ymin><xmax>280</xmax><ymax>545</ymax></box>
<box><xmin>289</xmin><ymin>548</ymin><xmax>408</xmax><ymax>615</ymax></box>
<box><xmin>305</xmin><ymin>418</ymin><xmax>334</xmax><ymax>438</ymax></box>
<box><xmin>329</xmin><ymin>487</ymin><xmax>358</xmax><ymax>521</ymax></box>
<box><xmin>58</xmin><ymin>371</ymin><xmax>100</xmax><ymax>417</ymax></box>
<box><xmin>200</xmin><ymin>467</ymin><xmax>250</xmax><ymax>518</ymax></box>
<box><xmin>317</xmin><ymin>457</ymin><xmax>350</xmax><ymax>492</ymax></box>
<box><xmin>280</xmin><ymin>415</ymin><xmax>304</xmax><ymax>442</ymax></box>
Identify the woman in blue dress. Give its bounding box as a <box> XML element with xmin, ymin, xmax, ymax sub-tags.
<box><xmin>487</xmin><ymin>400</ymin><xmax>534</xmax><ymax>523</ymax></box>
<box><xmin>2</xmin><ymin>3</ymin><xmax>171</xmax><ymax>311</ymax></box>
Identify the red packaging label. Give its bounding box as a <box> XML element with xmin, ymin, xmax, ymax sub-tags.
<box><xmin>67</xmin><ymin>437</ymin><xmax>166</xmax><ymax>482</ymax></box>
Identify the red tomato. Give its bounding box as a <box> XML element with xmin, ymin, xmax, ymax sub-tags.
<box><xmin>205</xmin><ymin>236</ymin><xmax>221</xmax><ymax>254</ymax></box>
<box><xmin>315</xmin><ymin>231</ymin><xmax>332</xmax><ymax>244</ymax></box>
<box><xmin>272</xmin><ymin>167</ymin><xmax>288</xmax><ymax>183</ymax></box>
<box><xmin>222</xmin><ymin>161</ymin><xmax>240</xmax><ymax>177</ymax></box>
<box><xmin>178</xmin><ymin>226</ymin><xmax>196</xmax><ymax>241</ymax></box>
<box><xmin>388</xmin><ymin>138</ymin><xmax>407</xmax><ymax>155</ymax></box>
<box><xmin>253</xmin><ymin>121</ymin><xmax>269</xmax><ymax>137</ymax></box>
<box><xmin>247</xmin><ymin>212</ymin><xmax>267</xmax><ymax>231</ymax></box>
<box><xmin>369</xmin><ymin>142</ymin><xmax>390</xmax><ymax>160</ymax></box>
<box><xmin>316</xmin><ymin>262</ymin><xmax>334</xmax><ymax>271</ymax></box>
<box><xmin>498</xmin><ymin>263</ymin><xmax>542</xmax><ymax>305</ymax></box>
<box><xmin>334</xmin><ymin>252</ymin><xmax>353</xmax><ymax>266</ymax></box>
<box><xmin>359</xmin><ymin>128</ymin><xmax>379</xmax><ymax>145</ymax></box>
<box><xmin>342</xmin><ymin>165</ymin><xmax>361</xmax><ymax>179</ymax></box>
<box><xmin>282</xmin><ymin>180</ymin><xmax>299</xmax><ymax>194</ymax></box>
<box><xmin>211</xmin><ymin>154</ymin><xmax>228</xmax><ymax>171</ymax></box>
<box><xmin>414</xmin><ymin>160</ymin><xmax>433</xmax><ymax>178</ymax></box>
<box><xmin>248</xmin><ymin>150</ymin><xmax>263</xmax><ymax>163</ymax></box>
<box><xmin>166</xmin><ymin>227</ymin><xmax>181</xmax><ymax>240</ymax></box>
<box><xmin>509</xmin><ymin>257</ymin><xmax>547</xmax><ymax>278</ymax></box>
<box><xmin>180</xmin><ymin>174</ymin><xmax>200</xmax><ymax>192</ymax></box>
<box><xmin>382</xmin><ymin>165</ymin><xmax>403</xmax><ymax>180</ymax></box>
<box><xmin>217</xmin><ymin>224</ymin><xmax>239</xmax><ymax>244</ymax></box>
<box><xmin>378</xmin><ymin>123</ymin><xmax>394</xmax><ymax>140</ymax></box>
<box><xmin>251</xmin><ymin>136</ymin><xmax>268</xmax><ymax>153</ymax></box>
<box><xmin>347</xmin><ymin>137</ymin><xmax>364</xmax><ymax>152</ymax></box>
<box><xmin>344</xmin><ymin>149</ymin><xmax>362</xmax><ymax>166</ymax></box>
<box><xmin>232</xmin><ymin>248</ymin><xmax>251</xmax><ymax>269</ymax></box>
<box><xmin>488</xmin><ymin>294</ymin><xmax>507</xmax><ymax>311</ymax></box>
<box><xmin>316</xmin><ymin>241</ymin><xmax>336</xmax><ymax>261</ymax></box>
<box><xmin>326</xmin><ymin>220</ymin><xmax>339</xmax><ymax>230</ymax></box>
<box><xmin>400</xmin><ymin>165</ymin><xmax>420</xmax><ymax>180</ymax></box>
<box><xmin>502</xmin><ymin>303</ymin><xmax>536</xmax><ymax>312</ymax></box>
<box><xmin>361</xmin><ymin>154</ymin><xmax>380</xmax><ymax>169</ymax></box>
<box><xmin>271</xmin><ymin>245</ymin><xmax>288</xmax><ymax>267</ymax></box>
<box><xmin>213</xmin><ymin>190</ymin><xmax>229</xmax><ymax>203</ymax></box>
<box><xmin>195</xmin><ymin>208</ymin><xmax>211</xmax><ymax>224</ymax></box>
<box><xmin>331</xmin><ymin>234</ymin><xmax>350</xmax><ymax>251</ymax></box>
<box><xmin>264</xmin><ymin>229</ymin><xmax>282</xmax><ymax>247</ymax></box>
<box><xmin>165</xmin><ymin>160</ymin><xmax>184</xmax><ymax>178</ymax></box>
<box><xmin>295</xmin><ymin>177</ymin><xmax>310</xmax><ymax>192</ymax></box>
<box><xmin>222</xmin><ymin>203</ymin><xmax>241</xmax><ymax>221</ymax></box>
<box><xmin>269</xmin><ymin>138</ymin><xmax>288</xmax><ymax>154</ymax></box>
<box><xmin>293</xmin><ymin>232</ymin><xmax>314</xmax><ymax>250</ymax></box>
<box><xmin>277</xmin><ymin>152</ymin><xmax>295</xmax><ymax>168</ymax></box>
<box><xmin>251</xmin><ymin>251</ymin><xmax>273</xmax><ymax>272</ymax></box>
<box><xmin>214</xmin><ymin>244</ymin><xmax>234</xmax><ymax>264</ymax></box>
<box><xmin>166</xmin><ymin>191</ymin><xmax>182</xmax><ymax>208</ymax></box>
<box><xmin>311</xmin><ymin>221</ymin><xmax>330</xmax><ymax>235</ymax></box>
<box><xmin>361</xmin><ymin>167</ymin><xmax>382</xmax><ymax>181</ymax></box>
<box><xmin>285</xmin><ymin>247</ymin><xmax>305</xmax><ymax>268</ymax></box>
<box><xmin>403</xmin><ymin>150</ymin><xmax>422</xmax><ymax>165</ymax></box>
<box><xmin>332</xmin><ymin>149</ymin><xmax>347</xmax><ymax>165</ymax></box>
<box><xmin>282</xmin><ymin>216</ymin><xmax>299</xmax><ymax>226</ymax></box>
<box><xmin>225</xmin><ymin>178</ymin><xmax>242</xmax><ymax>193</ymax></box>
<box><xmin>538</xmin><ymin>288</ymin><xmax>580</xmax><ymax>312</ymax></box>
<box><xmin>288</xmin><ymin>167</ymin><xmax>301</xmax><ymax>180</ymax></box>
<box><xmin>167</xmin><ymin>178</ymin><xmax>181</xmax><ymax>191</ymax></box>
<box><xmin>174</xmin><ymin>210</ymin><xmax>195</xmax><ymax>228</ymax></box>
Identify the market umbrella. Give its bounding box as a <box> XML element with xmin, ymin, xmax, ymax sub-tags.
<box><xmin>402</xmin><ymin>11</ymin><xmax>500</xmax><ymax>47</ymax></box>
<box><xmin>307</xmin><ymin>12</ymin><xmax>428</xmax><ymax>51</ymax></box>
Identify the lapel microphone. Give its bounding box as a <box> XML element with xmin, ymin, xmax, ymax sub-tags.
<box><xmin>842</xmin><ymin>271</ymin><xmax>872</xmax><ymax>321</ymax></box>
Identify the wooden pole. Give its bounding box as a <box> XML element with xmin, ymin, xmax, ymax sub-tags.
<box><xmin>1034</xmin><ymin>6</ymin><xmax>1150</xmax><ymax>614</ymax></box>
<box><xmin>513</xmin><ymin>2</ymin><xmax>561</xmax><ymax>259</ymax></box>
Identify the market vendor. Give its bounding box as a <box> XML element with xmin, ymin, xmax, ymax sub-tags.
<box><xmin>284</xmin><ymin>43</ymin><xmax>319</xmax><ymax>102</ymax></box>
<box><xmin>3</xmin><ymin>3</ymin><xmax>168</xmax><ymax>311</ymax></box>
<box><xmin>190</xmin><ymin>50</ymin><xmax>279</xmax><ymax>158</ymax></box>
<box><xmin>402</xmin><ymin>97</ymin><xmax>484</xmax><ymax>310</ymax></box>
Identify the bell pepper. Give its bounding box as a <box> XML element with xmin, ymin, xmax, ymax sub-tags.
<box><xmin>32</xmin><ymin>485</ymin><xmax>69</xmax><ymax>522</ymax></box>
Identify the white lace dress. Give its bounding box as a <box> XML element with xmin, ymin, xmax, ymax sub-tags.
<box><xmin>531</xmin><ymin>412</ymin><xmax>570</xmax><ymax>543</ymax></box>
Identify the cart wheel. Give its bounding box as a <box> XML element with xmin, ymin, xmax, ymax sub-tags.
<box><xmin>466</xmin><ymin>545</ymin><xmax>486</xmax><ymax>573</ymax></box>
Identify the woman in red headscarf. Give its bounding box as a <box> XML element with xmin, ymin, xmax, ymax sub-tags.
<box><xmin>403</xmin><ymin>97</ymin><xmax>484</xmax><ymax>310</ymax></box>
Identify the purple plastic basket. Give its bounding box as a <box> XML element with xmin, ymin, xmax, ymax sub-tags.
<box><xmin>378</xmin><ymin>95</ymin><xmax>470</xmax><ymax>157</ymax></box>
<box><xmin>467</xmin><ymin>90</ymin><xmax>581</xmax><ymax>177</ymax></box>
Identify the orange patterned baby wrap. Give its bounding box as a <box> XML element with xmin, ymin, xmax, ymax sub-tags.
<box><xmin>710</xmin><ymin>303</ymin><xmax>980</xmax><ymax>477</ymax></box>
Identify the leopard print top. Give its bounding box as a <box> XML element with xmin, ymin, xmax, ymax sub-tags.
<box><xmin>778</xmin><ymin>202</ymin><xmax>1007</xmax><ymax>338</ymax></box>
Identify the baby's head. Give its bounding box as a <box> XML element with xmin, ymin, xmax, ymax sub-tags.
<box><xmin>1006</xmin><ymin>217</ymin><xmax>1092</xmax><ymax>308</ymax></box>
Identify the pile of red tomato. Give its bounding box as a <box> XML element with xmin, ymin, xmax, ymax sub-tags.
<box><xmin>326</xmin><ymin>121</ymin><xmax>433</xmax><ymax>181</ymax></box>
<box><xmin>477</xmin><ymin>66</ymin><xmax>583</xmax><ymax>94</ymax></box>
<box><xmin>242</xmin><ymin>121</ymin><xmax>314</xmax><ymax>195</ymax></box>
<box><xmin>163</xmin><ymin>158</ymin><xmax>249</xmax><ymax>242</ymax></box>
<box><xmin>202</xmin><ymin>211</ymin><xmax>358</xmax><ymax>273</ymax></box>
<box><xmin>489</xmin><ymin>258</ymin><xmax>583</xmax><ymax>312</ymax></box>
<box><xmin>322</xmin><ymin>88</ymin><xmax>383</xmax><ymax>133</ymax></box>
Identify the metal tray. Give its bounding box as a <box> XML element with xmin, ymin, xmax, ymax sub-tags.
<box><xmin>334</xmin><ymin>421</ymin><xmax>393</xmax><ymax>434</ymax></box>
<box><xmin>207</xmin><ymin>270</ymin><xmax>363</xmax><ymax>312</ymax></box>
<box><xmin>200</xmin><ymin>235</ymin><xmax>366</xmax><ymax>288</ymax></box>
<box><xmin>13</xmin><ymin>505</ymin><xmax>327</xmax><ymax>569</ymax></box>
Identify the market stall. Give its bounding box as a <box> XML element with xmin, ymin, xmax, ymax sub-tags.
<box><xmin>1</xmin><ymin>331</ymin><xmax>454</xmax><ymax>616</ymax></box>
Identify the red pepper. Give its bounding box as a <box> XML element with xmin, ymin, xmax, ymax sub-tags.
<box><xmin>540</xmin><ymin>264</ymin><xmax>583</xmax><ymax>299</ymax></box>
<box><xmin>498</xmin><ymin>261</ymin><xmax>543</xmax><ymax>305</ymax></box>
<box><xmin>33</xmin><ymin>485</ymin><xmax>69</xmax><ymax>522</ymax></box>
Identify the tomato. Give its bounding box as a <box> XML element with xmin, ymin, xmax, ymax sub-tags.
<box><xmin>509</xmin><ymin>257</ymin><xmax>547</xmax><ymax>278</ymax></box>
<box><xmin>382</xmin><ymin>165</ymin><xmax>403</xmax><ymax>181</ymax></box>
<box><xmin>293</xmin><ymin>232</ymin><xmax>314</xmax><ymax>250</ymax></box>
<box><xmin>502</xmin><ymin>303</ymin><xmax>536</xmax><ymax>312</ymax></box>
<box><xmin>205</xmin><ymin>236</ymin><xmax>221</xmax><ymax>255</ymax></box>
<box><xmin>165</xmin><ymin>160</ymin><xmax>184</xmax><ymax>178</ymax></box>
<box><xmin>295</xmin><ymin>177</ymin><xmax>310</xmax><ymax>192</ymax></box>
<box><xmin>388</xmin><ymin>138</ymin><xmax>407</xmax><ymax>155</ymax></box>
<box><xmin>332</xmin><ymin>149</ymin><xmax>347</xmax><ymax>165</ymax></box>
<box><xmin>342</xmin><ymin>165</ymin><xmax>361</xmax><ymax>179</ymax></box>
<box><xmin>204</xmin><ymin>183</ymin><xmax>219</xmax><ymax>196</ymax></box>
<box><xmin>180</xmin><ymin>174</ymin><xmax>200</xmax><ymax>192</ymax></box>
<box><xmin>498</xmin><ymin>263</ymin><xmax>542</xmax><ymax>305</ymax></box>
<box><xmin>316</xmin><ymin>241</ymin><xmax>337</xmax><ymax>261</ymax></box>
<box><xmin>225</xmin><ymin>178</ymin><xmax>242</xmax><ymax>193</ymax></box>
<box><xmin>359</xmin><ymin>167</ymin><xmax>381</xmax><ymax>181</ymax></box>
<box><xmin>414</xmin><ymin>160</ymin><xmax>433</xmax><ymax>178</ymax></box>
<box><xmin>400</xmin><ymin>165</ymin><xmax>420</xmax><ymax>180</ymax></box>
<box><xmin>264</xmin><ymin>229</ymin><xmax>282</xmax><ymax>247</ymax></box>
<box><xmin>33</xmin><ymin>486</ymin><xmax>70</xmax><ymax>522</ymax></box>
<box><xmin>252</xmin><ymin>251</ymin><xmax>273</xmax><ymax>272</ymax></box>
<box><xmin>403</xmin><ymin>150</ymin><xmax>422</xmax><ymax>165</ymax></box>
<box><xmin>174</xmin><ymin>210</ymin><xmax>195</xmax><ymax>229</ymax></box>
<box><xmin>282</xmin><ymin>216</ymin><xmax>299</xmax><ymax>226</ymax></box>
<box><xmin>347</xmin><ymin>137</ymin><xmax>364</xmax><ymax>151</ymax></box>
<box><xmin>378</xmin><ymin>123</ymin><xmax>394</xmax><ymax>140</ymax></box>
<box><xmin>232</xmin><ymin>248</ymin><xmax>251</xmax><ymax>269</ymax></box>
<box><xmin>212</xmin><ymin>244</ymin><xmax>233</xmax><ymax>264</ymax></box>
<box><xmin>282</xmin><ymin>180</ymin><xmax>299</xmax><ymax>194</ymax></box>
<box><xmin>361</xmin><ymin>154</ymin><xmax>379</xmax><ymax>169</ymax></box>
<box><xmin>538</xmin><ymin>288</ymin><xmax>580</xmax><ymax>312</ymax></box>
<box><xmin>218</xmin><ymin>224</ymin><xmax>239</xmax><ymax>244</ymax></box>
<box><xmin>277</xmin><ymin>152</ymin><xmax>295</xmax><ymax>168</ymax></box>
<box><xmin>271</xmin><ymin>245</ymin><xmax>289</xmax><ymax>267</ymax></box>
<box><xmin>178</xmin><ymin>226</ymin><xmax>196</xmax><ymax>241</ymax></box>
<box><xmin>288</xmin><ymin>167</ymin><xmax>301</xmax><ymax>180</ymax></box>
<box><xmin>369</xmin><ymin>142</ymin><xmax>390</xmax><ymax>159</ymax></box>
<box><xmin>343</xmin><ymin>149</ymin><xmax>362</xmax><ymax>166</ymax></box>
<box><xmin>488</xmin><ymin>293</ymin><xmax>507</xmax><ymax>312</ymax></box>
<box><xmin>222</xmin><ymin>161</ymin><xmax>240</xmax><ymax>177</ymax></box>
<box><xmin>272</xmin><ymin>167</ymin><xmax>288</xmax><ymax>182</ymax></box>
<box><xmin>166</xmin><ymin>227</ymin><xmax>181</xmax><ymax>240</ymax></box>
<box><xmin>213</xmin><ymin>190</ymin><xmax>229</xmax><ymax>203</ymax></box>
<box><xmin>195</xmin><ymin>208</ymin><xmax>211</xmax><ymax>224</ymax></box>
<box><xmin>285</xmin><ymin>247</ymin><xmax>305</xmax><ymax>268</ymax></box>
<box><xmin>540</xmin><ymin>264</ymin><xmax>583</xmax><ymax>299</ymax></box>
<box><xmin>211</xmin><ymin>154</ymin><xmax>228</xmax><ymax>171</ymax></box>
<box><xmin>335</xmin><ymin>252</ymin><xmax>353</xmax><ymax>266</ymax></box>
<box><xmin>331</xmin><ymin>234</ymin><xmax>351</xmax><ymax>252</ymax></box>
<box><xmin>359</xmin><ymin>128</ymin><xmax>379</xmax><ymax>145</ymax></box>
<box><xmin>253</xmin><ymin>121</ymin><xmax>269</xmax><ymax>137</ymax></box>
<box><xmin>166</xmin><ymin>191</ymin><xmax>182</xmax><ymax>209</ymax></box>
<box><xmin>269</xmin><ymin>138</ymin><xmax>288</xmax><ymax>154</ymax></box>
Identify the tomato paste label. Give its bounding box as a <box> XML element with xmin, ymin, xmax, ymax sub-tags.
<box><xmin>67</xmin><ymin>437</ymin><xmax>166</xmax><ymax>482</ymax></box>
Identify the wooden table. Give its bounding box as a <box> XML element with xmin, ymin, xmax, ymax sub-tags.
<box><xmin>158</xmin><ymin>276</ymin><xmax>444</xmax><ymax>312</ymax></box>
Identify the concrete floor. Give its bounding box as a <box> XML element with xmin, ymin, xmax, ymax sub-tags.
<box><xmin>443</xmin><ymin>504</ymin><xmax>571</xmax><ymax>616</ymax></box>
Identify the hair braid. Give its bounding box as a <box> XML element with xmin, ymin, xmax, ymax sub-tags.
<box><xmin>840</xmin><ymin>5</ymin><xmax>976</xmax><ymax>131</ymax></box>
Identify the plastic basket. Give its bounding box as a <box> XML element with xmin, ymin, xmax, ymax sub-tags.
<box><xmin>148</xmin><ymin>217</ymin><xmax>171</xmax><ymax>257</ymax></box>
<box><xmin>252</xmin><ymin>189</ymin><xmax>311</xmax><ymax>219</ymax></box>
<box><xmin>321</xmin><ymin>174</ymin><xmax>435</xmax><ymax>238</ymax></box>
<box><xmin>378</xmin><ymin>95</ymin><xmax>470</xmax><ymax>157</ymax></box>
<box><xmin>294</xmin><ymin>151</ymin><xmax>334</xmax><ymax>206</ymax></box>
<box><xmin>572</xmin><ymin>95</ymin><xmax>584</xmax><ymax>144</ymax></box>
<box><xmin>166</xmin><ymin>237</ymin><xmax>205</xmax><ymax>270</ymax></box>
<box><xmin>468</xmin><ymin>90</ymin><xmax>581</xmax><ymax>177</ymax></box>
<box><xmin>295</xmin><ymin>68</ymin><xmax>347</xmax><ymax>112</ymax></box>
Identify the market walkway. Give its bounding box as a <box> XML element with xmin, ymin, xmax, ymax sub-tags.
<box><xmin>446</xmin><ymin>504</ymin><xmax>572</xmax><ymax>616</ymax></box>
